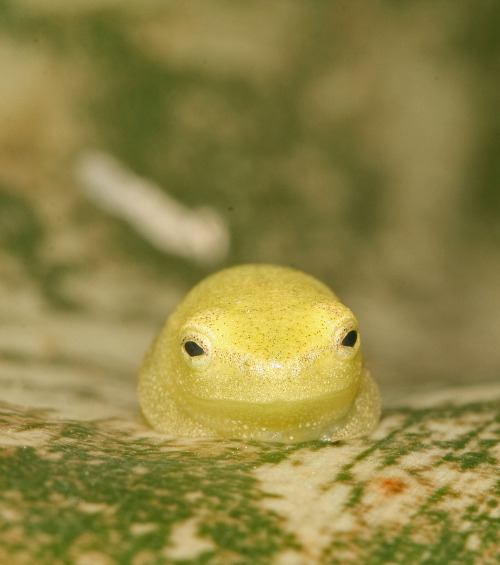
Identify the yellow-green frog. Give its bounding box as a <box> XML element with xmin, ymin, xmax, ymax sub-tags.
<box><xmin>139</xmin><ymin>264</ymin><xmax>381</xmax><ymax>442</ymax></box>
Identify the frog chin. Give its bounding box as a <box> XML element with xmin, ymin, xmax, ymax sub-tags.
<box><xmin>176</xmin><ymin>383</ymin><xmax>360</xmax><ymax>441</ymax></box>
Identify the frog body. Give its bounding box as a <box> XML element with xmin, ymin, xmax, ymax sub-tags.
<box><xmin>138</xmin><ymin>264</ymin><xmax>381</xmax><ymax>442</ymax></box>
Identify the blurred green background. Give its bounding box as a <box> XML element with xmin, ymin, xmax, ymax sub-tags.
<box><xmin>0</xmin><ymin>0</ymin><xmax>499</xmax><ymax>403</ymax></box>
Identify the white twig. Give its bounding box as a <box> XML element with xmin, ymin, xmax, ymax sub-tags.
<box><xmin>75</xmin><ymin>151</ymin><xmax>229</xmax><ymax>264</ymax></box>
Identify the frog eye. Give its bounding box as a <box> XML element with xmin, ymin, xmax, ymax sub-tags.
<box><xmin>334</xmin><ymin>323</ymin><xmax>360</xmax><ymax>360</ymax></box>
<box><xmin>181</xmin><ymin>335</ymin><xmax>212</xmax><ymax>370</ymax></box>
<box><xmin>341</xmin><ymin>330</ymin><xmax>358</xmax><ymax>347</ymax></box>
<box><xmin>184</xmin><ymin>340</ymin><xmax>205</xmax><ymax>357</ymax></box>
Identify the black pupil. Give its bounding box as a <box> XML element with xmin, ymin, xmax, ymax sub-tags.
<box><xmin>341</xmin><ymin>330</ymin><xmax>358</xmax><ymax>347</ymax></box>
<box><xmin>184</xmin><ymin>340</ymin><xmax>205</xmax><ymax>357</ymax></box>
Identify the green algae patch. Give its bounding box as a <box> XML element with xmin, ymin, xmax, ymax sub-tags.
<box><xmin>315</xmin><ymin>401</ymin><xmax>500</xmax><ymax>565</ymax></box>
<box><xmin>0</xmin><ymin>413</ymin><xmax>301</xmax><ymax>564</ymax></box>
<box><xmin>0</xmin><ymin>398</ymin><xmax>499</xmax><ymax>564</ymax></box>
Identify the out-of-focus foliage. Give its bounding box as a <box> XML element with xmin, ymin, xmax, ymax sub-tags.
<box><xmin>0</xmin><ymin>0</ymin><xmax>499</xmax><ymax>394</ymax></box>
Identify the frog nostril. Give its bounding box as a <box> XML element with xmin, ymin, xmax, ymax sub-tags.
<box><xmin>184</xmin><ymin>340</ymin><xmax>205</xmax><ymax>357</ymax></box>
<box><xmin>341</xmin><ymin>330</ymin><xmax>358</xmax><ymax>347</ymax></box>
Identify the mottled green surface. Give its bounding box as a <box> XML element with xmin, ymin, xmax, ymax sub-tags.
<box><xmin>1</xmin><ymin>1</ymin><xmax>500</xmax><ymax>563</ymax></box>
<box><xmin>0</xmin><ymin>393</ymin><xmax>499</xmax><ymax>564</ymax></box>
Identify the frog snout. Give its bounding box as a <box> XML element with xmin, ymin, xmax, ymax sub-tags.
<box><xmin>216</xmin><ymin>350</ymin><xmax>358</xmax><ymax>403</ymax></box>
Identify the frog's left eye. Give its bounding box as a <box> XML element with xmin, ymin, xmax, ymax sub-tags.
<box><xmin>184</xmin><ymin>340</ymin><xmax>205</xmax><ymax>357</ymax></box>
<box><xmin>334</xmin><ymin>323</ymin><xmax>360</xmax><ymax>360</ymax></box>
<box><xmin>181</xmin><ymin>334</ymin><xmax>212</xmax><ymax>370</ymax></box>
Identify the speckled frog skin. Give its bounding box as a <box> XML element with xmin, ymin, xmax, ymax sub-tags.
<box><xmin>139</xmin><ymin>264</ymin><xmax>381</xmax><ymax>442</ymax></box>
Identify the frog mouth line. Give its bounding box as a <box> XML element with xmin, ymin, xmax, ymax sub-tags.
<box><xmin>179</xmin><ymin>384</ymin><xmax>360</xmax><ymax>435</ymax></box>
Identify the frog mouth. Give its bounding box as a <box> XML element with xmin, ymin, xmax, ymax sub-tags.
<box><xmin>180</xmin><ymin>385</ymin><xmax>359</xmax><ymax>440</ymax></box>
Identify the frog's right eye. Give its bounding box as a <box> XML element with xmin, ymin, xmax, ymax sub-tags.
<box><xmin>181</xmin><ymin>335</ymin><xmax>212</xmax><ymax>370</ymax></box>
<box><xmin>184</xmin><ymin>340</ymin><xmax>205</xmax><ymax>357</ymax></box>
<box><xmin>341</xmin><ymin>330</ymin><xmax>358</xmax><ymax>347</ymax></box>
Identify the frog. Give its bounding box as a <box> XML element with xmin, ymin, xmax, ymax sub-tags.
<box><xmin>138</xmin><ymin>264</ymin><xmax>381</xmax><ymax>442</ymax></box>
